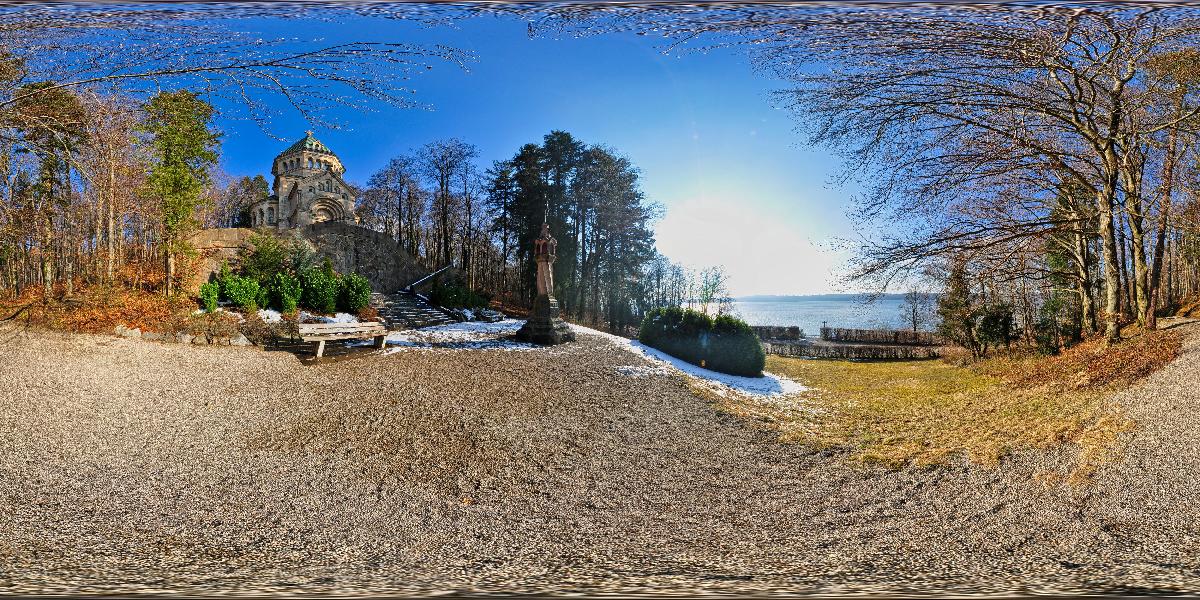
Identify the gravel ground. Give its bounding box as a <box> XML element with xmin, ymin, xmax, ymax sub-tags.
<box><xmin>1</xmin><ymin>319</ymin><xmax>1199</xmax><ymax>596</ymax></box>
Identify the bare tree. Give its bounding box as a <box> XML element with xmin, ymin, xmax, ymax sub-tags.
<box><xmin>419</xmin><ymin>138</ymin><xmax>478</xmax><ymax>267</ymax></box>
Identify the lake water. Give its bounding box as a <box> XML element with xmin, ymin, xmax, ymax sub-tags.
<box><xmin>728</xmin><ymin>295</ymin><xmax>919</xmax><ymax>337</ymax></box>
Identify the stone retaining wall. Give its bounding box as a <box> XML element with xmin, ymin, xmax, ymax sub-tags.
<box><xmin>188</xmin><ymin>223</ymin><xmax>429</xmax><ymax>295</ymax></box>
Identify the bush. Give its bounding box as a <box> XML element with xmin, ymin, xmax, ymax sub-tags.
<box><xmin>254</xmin><ymin>284</ymin><xmax>269</xmax><ymax>312</ymax></box>
<box><xmin>977</xmin><ymin>303</ymin><xmax>1016</xmax><ymax>350</ymax></box>
<box><xmin>338</xmin><ymin>272</ymin><xmax>373</xmax><ymax>313</ymax></box>
<box><xmin>638</xmin><ymin>307</ymin><xmax>765</xmax><ymax>377</ymax></box>
<box><xmin>198</xmin><ymin>282</ymin><xmax>219</xmax><ymax>313</ymax></box>
<box><xmin>269</xmin><ymin>271</ymin><xmax>301</xmax><ymax>313</ymax></box>
<box><xmin>300</xmin><ymin>267</ymin><xmax>339</xmax><ymax>314</ymax></box>
<box><xmin>430</xmin><ymin>280</ymin><xmax>488</xmax><ymax>309</ymax></box>
<box><xmin>221</xmin><ymin>275</ymin><xmax>261</xmax><ymax>312</ymax></box>
<box><xmin>240</xmin><ymin>232</ymin><xmax>288</xmax><ymax>284</ymax></box>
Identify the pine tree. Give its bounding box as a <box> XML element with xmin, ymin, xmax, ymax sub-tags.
<box><xmin>142</xmin><ymin>90</ymin><xmax>220</xmax><ymax>296</ymax></box>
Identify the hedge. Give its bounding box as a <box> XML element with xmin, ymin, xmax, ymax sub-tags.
<box><xmin>338</xmin><ymin>273</ymin><xmax>372</xmax><ymax>313</ymax></box>
<box><xmin>199</xmin><ymin>282</ymin><xmax>219</xmax><ymax>313</ymax></box>
<box><xmin>430</xmin><ymin>280</ymin><xmax>488</xmax><ymax>309</ymax></box>
<box><xmin>300</xmin><ymin>267</ymin><xmax>339</xmax><ymax>314</ymax></box>
<box><xmin>270</xmin><ymin>271</ymin><xmax>302</xmax><ymax>313</ymax></box>
<box><xmin>638</xmin><ymin>307</ymin><xmax>766</xmax><ymax>377</ymax></box>
<box><xmin>220</xmin><ymin>275</ymin><xmax>261</xmax><ymax>312</ymax></box>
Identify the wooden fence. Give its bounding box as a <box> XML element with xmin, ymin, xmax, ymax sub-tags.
<box><xmin>764</xmin><ymin>341</ymin><xmax>942</xmax><ymax>360</ymax></box>
<box><xmin>819</xmin><ymin>327</ymin><xmax>941</xmax><ymax>346</ymax></box>
<box><xmin>750</xmin><ymin>325</ymin><xmax>805</xmax><ymax>341</ymax></box>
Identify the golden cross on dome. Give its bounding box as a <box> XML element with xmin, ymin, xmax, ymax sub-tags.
<box><xmin>305</xmin><ymin>130</ymin><xmax>314</xmax><ymax>137</ymax></box>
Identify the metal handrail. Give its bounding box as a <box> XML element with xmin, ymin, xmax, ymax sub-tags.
<box><xmin>402</xmin><ymin>265</ymin><xmax>453</xmax><ymax>293</ymax></box>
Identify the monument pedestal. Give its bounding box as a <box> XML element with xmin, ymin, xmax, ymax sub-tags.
<box><xmin>515</xmin><ymin>294</ymin><xmax>575</xmax><ymax>345</ymax></box>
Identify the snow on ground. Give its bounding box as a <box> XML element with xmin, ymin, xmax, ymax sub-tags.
<box><xmin>303</xmin><ymin>312</ymin><xmax>359</xmax><ymax>324</ymax></box>
<box><xmin>256</xmin><ymin>310</ymin><xmax>359</xmax><ymax>324</ymax></box>
<box><xmin>378</xmin><ymin>319</ymin><xmax>536</xmax><ymax>353</ymax></box>
<box><xmin>192</xmin><ymin>307</ymin><xmax>245</xmax><ymax>322</ymax></box>
<box><xmin>367</xmin><ymin>317</ymin><xmax>805</xmax><ymax>398</ymax></box>
<box><xmin>569</xmin><ymin>323</ymin><xmax>806</xmax><ymax>398</ymax></box>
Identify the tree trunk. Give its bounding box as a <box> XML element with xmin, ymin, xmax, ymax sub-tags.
<box><xmin>1072</xmin><ymin>222</ymin><xmax>1096</xmax><ymax>333</ymax></box>
<box><xmin>1097</xmin><ymin>184</ymin><xmax>1122</xmax><ymax>343</ymax></box>
<box><xmin>164</xmin><ymin>245</ymin><xmax>175</xmax><ymax>297</ymax></box>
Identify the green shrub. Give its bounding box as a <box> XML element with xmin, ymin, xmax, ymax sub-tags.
<box><xmin>338</xmin><ymin>272</ymin><xmax>373</xmax><ymax>313</ymax></box>
<box><xmin>638</xmin><ymin>307</ymin><xmax>765</xmax><ymax>377</ymax></box>
<box><xmin>288</xmin><ymin>238</ymin><xmax>316</xmax><ymax>274</ymax></box>
<box><xmin>240</xmin><ymin>232</ymin><xmax>288</xmax><ymax>284</ymax></box>
<box><xmin>221</xmin><ymin>275</ymin><xmax>261</xmax><ymax>312</ymax></box>
<box><xmin>270</xmin><ymin>271</ymin><xmax>302</xmax><ymax>313</ymax></box>
<box><xmin>254</xmin><ymin>284</ymin><xmax>269</xmax><ymax>312</ymax></box>
<box><xmin>198</xmin><ymin>282</ymin><xmax>219</xmax><ymax>313</ymax></box>
<box><xmin>977</xmin><ymin>302</ymin><xmax>1017</xmax><ymax>351</ymax></box>
<box><xmin>430</xmin><ymin>280</ymin><xmax>488</xmax><ymax>309</ymax></box>
<box><xmin>300</xmin><ymin>267</ymin><xmax>339</xmax><ymax>314</ymax></box>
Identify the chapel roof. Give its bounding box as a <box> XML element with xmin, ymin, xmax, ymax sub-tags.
<box><xmin>276</xmin><ymin>131</ymin><xmax>335</xmax><ymax>158</ymax></box>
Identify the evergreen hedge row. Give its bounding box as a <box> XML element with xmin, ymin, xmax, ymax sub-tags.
<box><xmin>203</xmin><ymin>235</ymin><xmax>375</xmax><ymax>316</ymax></box>
<box><xmin>638</xmin><ymin>307</ymin><xmax>766</xmax><ymax>377</ymax></box>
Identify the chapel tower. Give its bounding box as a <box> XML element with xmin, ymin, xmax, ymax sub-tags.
<box><xmin>249</xmin><ymin>131</ymin><xmax>358</xmax><ymax>230</ymax></box>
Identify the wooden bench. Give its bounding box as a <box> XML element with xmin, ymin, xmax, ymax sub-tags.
<box><xmin>297</xmin><ymin>322</ymin><xmax>388</xmax><ymax>358</ymax></box>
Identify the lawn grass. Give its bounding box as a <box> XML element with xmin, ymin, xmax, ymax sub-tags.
<box><xmin>714</xmin><ymin>327</ymin><xmax>1183</xmax><ymax>480</ymax></box>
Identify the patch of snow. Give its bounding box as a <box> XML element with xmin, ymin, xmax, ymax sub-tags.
<box><xmin>380</xmin><ymin>319</ymin><xmax>536</xmax><ymax>353</ymax></box>
<box><xmin>302</xmin><ymin>311</ymin><xmax>359</xmax><ymax>324</ymax></box>
<box><xmin>616</xmin><ymin>364</ymin><xmax>673</xmax><ymax>378</ymax></box>
<box><xmin>191</xmin><ymin>307</ymin><xmax>245</xmax><ymax>322</ymax></box>
<box><xmin>258</xmin><ymin>309</ymin><xmax>283</xmax><ymax>323</ymax></box>
<box><xmin>461</xmin><ymin>308</ymin><xmax>475</xmax><ymax>321</ymax></box>
<box><xmin>571</xmin><ymin>323</ymin><xmax>806</xmax><ymax>398</ymax></box>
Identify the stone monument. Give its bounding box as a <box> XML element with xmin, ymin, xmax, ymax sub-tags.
<box><xmin>515</xmin><ymin>222</ymin><xmax>575</xmax><ymax>345</ymax></box>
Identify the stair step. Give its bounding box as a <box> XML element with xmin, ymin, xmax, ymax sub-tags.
<box><xmin>370</xmin><ymin>291</ymin><xmax>463</xmax><ymax>330</ymax></box>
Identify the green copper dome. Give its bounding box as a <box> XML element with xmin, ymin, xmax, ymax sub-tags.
<box><xmin>277</xmin><ymin>131</ymin><xmax>335</xmax><ymax>158</ymax></box>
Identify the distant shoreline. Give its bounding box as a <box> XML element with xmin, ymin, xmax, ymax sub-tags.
<box><xmin>734</xmin><ymin>293</ymin><xmax>936</xmax><ymax>303</ymax></box>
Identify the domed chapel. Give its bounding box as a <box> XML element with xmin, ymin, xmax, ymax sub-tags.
<box><xmin>249</xmin><ymin>131</ymin><xmax>358</xmax><ymax>230</ymax></box>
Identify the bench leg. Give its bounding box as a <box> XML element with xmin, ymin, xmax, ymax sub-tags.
<box><xmin>314</xmin><ymin>339</ymin><xmax>326</xmax><ymax>358</ymax></box>
<box><xmin>373</xmin><ymin>334</ymin><xmax>387</xmax><ymax>349</ymax></box>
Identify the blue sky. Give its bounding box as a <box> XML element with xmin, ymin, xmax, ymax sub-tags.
<box><xmin>214</xmin><ymin>13</ymin><xmax>859</xmax><ymax>296</ymax></box>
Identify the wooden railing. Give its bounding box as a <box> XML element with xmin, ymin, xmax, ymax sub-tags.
<box><xmin>750</xmin><ymin>325</ymin><xmax>805</xmax><ymax>341</ymax></box>
<box><xmin>819</xmin><ymin>327</ymin><xmax>941</xmax><ymax>346</ymax></box>
<box><xmin>765</xmin><ymin>341</ymin><xmax>941</xmax><ymax>360</ymax></box>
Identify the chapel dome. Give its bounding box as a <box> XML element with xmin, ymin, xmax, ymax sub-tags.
<box><xmin>275</xmin><ymin>130</ymin><xmax>336</xmax><ymax>160</ymax></box>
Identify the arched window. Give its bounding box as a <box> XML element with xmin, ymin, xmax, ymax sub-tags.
<box><xmin>307</xmin><ymin>157</ymin><xmax>313</xmax><ymax>169</ymax></box>
<box><xmin>268</xmin><ymin>207</ymin><xmax>275</xmax><ymax>224</ymax></box>
<box><xmin>326</xmin><ymin>179</ymin><xmax>332</xmax><ymax>191</ymax></box>
<box><xmin>259</xmin><ymin>208</ymin><xmax>266</xmax><ymax>226</ymax></box>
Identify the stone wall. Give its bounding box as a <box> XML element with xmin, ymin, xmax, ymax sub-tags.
<box><xmin>300</xmin><ymin>221</ymin><xmax>428</xmax><ymax>293</ymax></box>
<box><xmin>187</xmin><ymin>228</ymin><xmax>256</xmax><ymax>294</ymax></box>
<box><xmin>188</xmin><ymin>224</ymin><xmax>429</xmax><ymax>296</ymax></box>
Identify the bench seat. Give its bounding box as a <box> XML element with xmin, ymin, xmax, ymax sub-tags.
<box><xmin>297</xmin><ymin>322</ymin><xmax>388</xmax><ymax>357</ymax></box>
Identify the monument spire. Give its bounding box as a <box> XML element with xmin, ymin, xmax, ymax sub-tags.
<box><xmin>515</xmin><ymin>220</ymin><xmax>575</xmax><ymax>345</ymax></box>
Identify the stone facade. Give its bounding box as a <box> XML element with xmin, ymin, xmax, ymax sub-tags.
<box><xmin>248</xmin><ymin>132</ymin><xmax>358</xmax><ymax>230</ymax></box>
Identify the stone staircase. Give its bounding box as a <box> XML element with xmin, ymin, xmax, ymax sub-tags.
<box><xmin>370</xmin><ymin>291</ymin><xmax>461</xmax><ymax>330</ymax></box>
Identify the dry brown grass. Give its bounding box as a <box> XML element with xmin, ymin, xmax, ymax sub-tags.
<box><xmin>0</xmin><ymin>285</ymin><xmax>190</xmax><ymax>333</ymax></box>
<box><xmin>723</xmin><ymin>330</ymin><xmax>1181</xmax><ymax>479</ymax></box>
<box><xmin>981</xmin><ymin>327</ymin><xmax>1183</xmax><ymax>392</ymax></box>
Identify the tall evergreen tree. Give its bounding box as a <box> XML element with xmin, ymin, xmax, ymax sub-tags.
<box><xmin>141</xmin><ymin>90</ymin><xmax>220</xmax><ymax>296</ymax></box>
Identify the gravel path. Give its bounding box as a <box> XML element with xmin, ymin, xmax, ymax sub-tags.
<box><xmin>1</xmin><ymin>320</ymin><xmax>1199</xmax><ymax>595</ymax></box>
